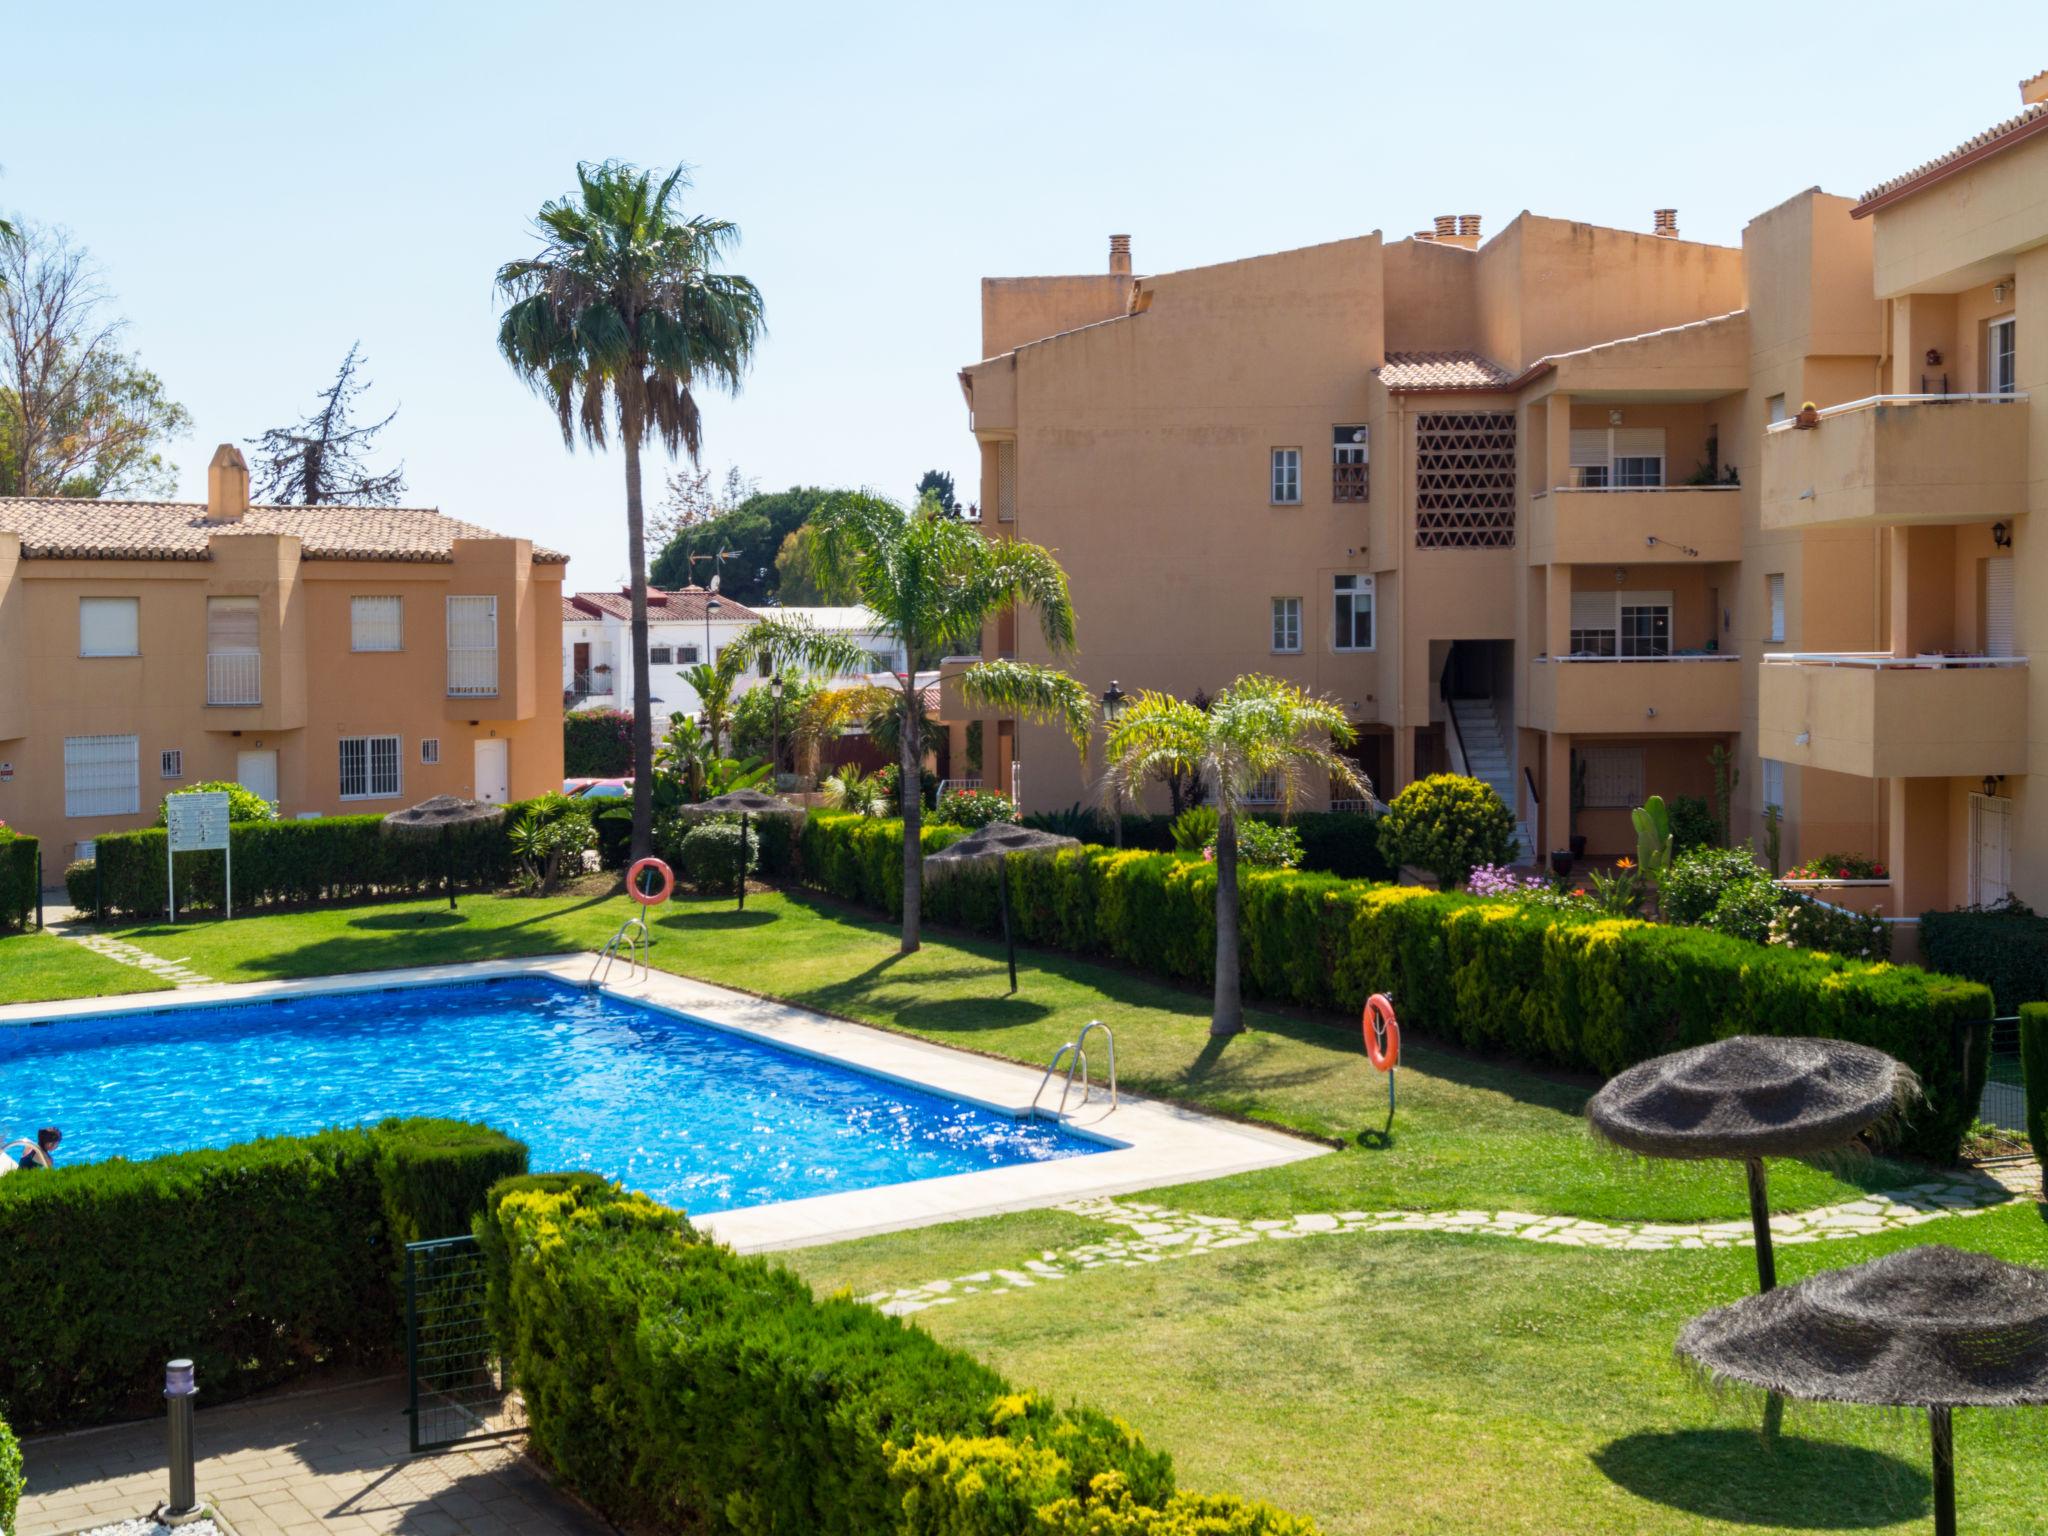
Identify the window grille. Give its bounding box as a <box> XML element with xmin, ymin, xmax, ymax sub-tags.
<box><xmin>650</xmin><ymin>646</ymin><xmax>673</xmax><ymax>665</ymax></box>
<box><xmin>997</xmin><ymin>441</ymin><xmax>1017</xmax><ymax>522</ymax></box>
<box><xmin>1578</xmin><ymin>746</ymin><xmax>1643</xmax><ymax>808</ymax></box>
<box><xmin>207</xmin><ymin>596</ymin><xmax>262</xmax><ymax>705</ymax></box>
<box><xmin>421</xmin><ymin>738</ymin><xmax>440</xmax><ymax>766</ymax></box>
<box><xmin>340</xmin><ymin>734</ymin><xmax>402</xmax><ymax>799</ymax></box>
<box><xmin>1414</xmin><ymin>412</ymin><xmax>1516</xmax><ymax>548</ymax></box>
<box><xmin>447</xmin><ymin>596</ymin><xmax>499</xmax><ymax>696</ymax></box>
<box><xmin>160</xmin><ymin>749</ymin><xmax>184</xmax><ymax>779</ymax></box>
<box><xmin>65</xmin><ymin>735</ymin><xmax>140</xmax><ymax>817</ymax></box>
<box><xmin>352</xmin><ymin>596</ymin><xmax>403</xmax><ymax>652</ymax></box>
<box><xmin>1333</xmin><ymin>426</ymin><xmax>1369</xmax><ymax>502</ymax></box>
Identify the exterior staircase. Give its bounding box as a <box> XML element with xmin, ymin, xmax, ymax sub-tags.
<box><xmin>1448</xmin><ymin>696</ymin><xmax>1536</xmax><ymax>866</ymax></box>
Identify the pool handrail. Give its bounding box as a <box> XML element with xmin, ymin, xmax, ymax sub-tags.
<box><xmin>1030</xmin><ymin>1020</ymin><xmax>1117</xmax><ymax>1119</ymax></box>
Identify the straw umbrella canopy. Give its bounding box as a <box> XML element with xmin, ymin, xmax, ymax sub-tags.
<box><xmin>1588</xmin><ymin>1035</ymin><xmax>1913</xmax><ymax>1292</ymax></box>
<box><xmin>923</xmin><ymin>823</ymin><xmax>1080</xmax><ymax>992</ymax></box>
<box><xmin>380</xmin><ymin>795</ymin><xmax>506</xmax><ymax>910</ymax></box>
<box><xmin>1678</xmin><ymin>1245</ymin><xmax>2048</xmax><ymax>1535</ymax></box>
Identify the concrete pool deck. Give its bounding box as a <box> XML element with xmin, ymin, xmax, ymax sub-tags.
<box><xmin>0</xmin><ymin>954</ymin><xmax>1327</xmax><ymax>1252</ymax></box>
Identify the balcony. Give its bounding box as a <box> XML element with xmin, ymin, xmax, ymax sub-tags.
<box><xmin>1526</xmin><ymin>654</ymin><xmax>1740</xmax><ymax>735</ymax></box>
<box><xmin>1760</xmin><ymin>394</ymin><xmax>2029</xmax><ymax>531</ymax></box>
<box><xmin>1528</xmin><ymin>485</ymin><xmax>1740</xmax><ymax>565</ymax></box>
<box><xmin>1333</xmin><ymin>463</ymin><xmax>1369</xmax><ymax>503</ymax></box>
<box><xmin>205</xmin><ymin>652</ymin><xmax>261</xmax><ymax>707</ymax></box>
<box><xmin>1758</xmin><ymin>653</ymin><xmax>2029</xmax><ymax>779</ymax></box>
<box><xmin>448</xmin><ymin>646</ymin><xmax>500</xmax><ymax>698</ymax></box>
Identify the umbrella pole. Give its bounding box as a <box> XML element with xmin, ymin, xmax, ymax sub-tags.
<box><xmin>1929</xmin><ymin>1406</ymin><xmax>1956</xmax><ymax>1536</ymax></box>
<box><xmin>738</xmin><ymin>813</ymin><xmax>748</xmax><ymax>913</ymax></box>
<box><xmin>442</xmin><ymin>823</ymin><xmax>455</xmax><ymax>911</ymax></box>
<box><xmin>1744</xmin><ymin>1156</ymin><xmax>1777</xmax><ymax>1292</ymax></box>
<box><xmin>998</xmin><ymin>865</ymin><xmax>1017</xmax><ymax>995</ymax></box>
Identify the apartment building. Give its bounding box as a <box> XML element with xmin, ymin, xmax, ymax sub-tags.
<box><xmin>956</xmin><ymin>72</ymin><xmax>2048</xmax><ymax>946</ymax></box>
<box><xmin>0</xmin><ymin>444</ymin><xmax>566</xmax><ymax>864</ymax></box>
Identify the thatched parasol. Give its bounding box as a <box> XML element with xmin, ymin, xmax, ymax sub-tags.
<box><xmin>1588</xmin><ymin>1036</ymin><xmax>1914</xmax><ymax>1293</ymax></box>
<box><xmin>675</xmin><ymin>790</ymin><xmax>804</xmax><ymax>911</ymax></box>
<box><xmin>1679</xmin><ymin>1245</ymin><xmax>2048</xmax><ymax>1535</ymax></box>
<box><xmin>923</xmin><ymin>823</ymin><xmax>1080</xmax><ymax>993</ymax></box>
<box><xmin>381</xmin><ymin>796</ymin><xmax>505</xmax><ymax>910</ymax></box>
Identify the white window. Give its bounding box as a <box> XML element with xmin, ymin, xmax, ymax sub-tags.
<box><xmin>1767</xmin><ymin>394</ymin><xmax>1788</xmax><ymax>425</ymax></box>
<box><xmin>1271</xmin><ymin>448</ymin><xmax>1301</xmax><ymax>504</ymax></box>
<box><xmin>420</xmin><ymin>738</ymin><xmax>440</xmax><ymax>766</ymax></box>
<box><xmin>1766</xmin><ymin>573</ymin><xmax>1786</xmax><ymax>643</ymax></box>
<box><xmin>446</xmin><ymin>596</ymin><xmax>499</xmax><ymax>697</ymax></box>
<box><xmin>1989</xmin><ymin>315</ymin><xmax>2017</xmax><ymax>395</ymax></box>
<box><xmin>351</xmin><ymin>596</ymin><xmax>403</xmax><ymax>652</ymax></box>
<box><xmin>1761</xmin><ymin>757</ymin><xmax>1785</xmax><ymax>813</ymax></box>
<box><xmin>868</xmin><ymin>650</ymin><xmax>896</xmax><ymax>671</ymax></box>
<box><xmin>64</xmin><ymin>734</ymin><xmax>140</xmax><ymax>818</ymax></box>
<box><xmin>1569</xmin><ymin>591</ymin><xmax>1670</xmax><ymax>657</ymax></box>
<box><xmin>79</xmin><ymin>597</ymin><xmax>139</xmax><ymax>657</ymax></box>
<box><xmin>1567</xmin><ymin>427</ymin><xmax>1664</xmax><ymax>488</ymax></box>
<box><xmin>160</xmin><ymin>749</ymin><xmax>184</xmax><ymax>780</ymax></box>
<box><xmin>1244</xmin><ymin>773</ymin><xmax>1281</xmax><ymax>806</ymax></box>
<box><xmin>1578</xmin><ymin>745</ymin><xmax>1644</xmax><ymax>809</ymax></box>
<box><xmin>339</xmin><ymin>735</ymin><xmax>402</xmax><ymax>800</ymax></box>
<box><xmin>1271</xmin><ymin>597</ymin><xmax>1302</xmax><ymax>653</ymax></box>
<box><xmin>1333</xmin><ymin>425</ymin><xmax>1369</xmax><ymax>501</ymax></box>
<box><xmin>1333</xmin><ymin>574</ymin><xmax>1374</xmax><ymax>651</ymax></box>
<box><xmin>206</xmin><ymin>596</ymin><xmax>262</xmax><ymax>706</ymax></box>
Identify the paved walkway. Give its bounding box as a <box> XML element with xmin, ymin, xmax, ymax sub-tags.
<box><xmin>19</xmin><ymin>1377</ymin><xmax>608</xmax><ymax>1536</ymax></box>
<box><xmin>865</xmin><ymin>1164</ymin><xmax>2042</xmax><ymax>1316</ymax></box>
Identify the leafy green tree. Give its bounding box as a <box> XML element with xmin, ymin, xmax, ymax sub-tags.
<box><xmin>809</xmin><ymin>491</ymin><xmax>1093</xmax><ymax>952</ymax></box>
<box><xmin>915</xmin><ymin>468</ymin><xmax>958</xmax><ymax>515</ymax></box>
<box><xmin>496</xmin><ymin>160</ymin><xmax>764</xmax><ymax>861</ymax></box>
<box><xmin>1104</xmin><ymin>676</ymin><xmax>1364</xmax><ymax>1036</ymax></box>
<box><xmin>650</xmin><ymin>485</ymin><xmax>835</xmax><ymax>602</ymax></box>
<box><xmin>772</xmin><ymin>525</ymin><xmax>860</xmax><ymax>604</ymax></box>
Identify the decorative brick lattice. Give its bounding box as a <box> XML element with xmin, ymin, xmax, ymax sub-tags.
<box><xmin>1414</xmin><ymin>412</ymin><xmax>1516</xmax><ymax>548</ymax></box>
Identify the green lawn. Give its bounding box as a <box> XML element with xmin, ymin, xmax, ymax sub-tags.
<box><xmin>0</xmin><ymin>930</ymin><xmax>168</xmax><ymax>1006</ymax></box>
<box><xmin>12</xmin><ymin>882</ymin><xmax>2045</xmax><ymax>1533</ymax></box>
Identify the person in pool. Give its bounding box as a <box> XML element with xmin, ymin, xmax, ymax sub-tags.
<box><xmin>1</xmin><ymin>1127</ymin><xmax>61</xmax><ymax>1171</ymax></box>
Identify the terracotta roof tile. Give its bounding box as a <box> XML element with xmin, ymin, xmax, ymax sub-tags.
<box><xmin>565</xmin><ymin>586</ymin><xmax>762</xmax><ymax>623</ymax></box>
<box><xmin>1375</xmin><ymin>350</ymin><xmax>1516</xmax><ymax>392</ymax></box>
<box><xmin>0</xmin><ymin>498</ymin><xmax>566</xmax><ymax>564</ymax></box>
<box><xmin>1856</xmin><ymin>101</ymin><xmax>2048</xmax><ymax>212</ymax></box>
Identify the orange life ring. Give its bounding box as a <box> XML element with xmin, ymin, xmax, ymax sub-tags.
<box><xmin>1362</xmin><ymin>993</ymin><xmax>1400</xmax><ymax>1072</ymax></box>
<box><xmin>626</xmin><ymin>857</ymin><xmax>674</xmax><ymax>907</ymax></box>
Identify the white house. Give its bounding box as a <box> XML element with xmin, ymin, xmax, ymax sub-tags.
<box><xmin>767</xmin><ymin>605</ymin><xmax>909</xmax><ymax>677</ymax></box>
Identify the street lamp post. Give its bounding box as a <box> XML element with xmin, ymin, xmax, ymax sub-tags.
<box><xmin>1100</xmin><ymin>680</ymin><xmax>1129</xmax><ymax>848</ymax></box>
<box><xmin>702</xmin><ymin>595</ymin><xmax>722</xmax><ymax>749</ymax></box>
<box><xmin>770</xmin><ymin>672</ymin><xmax>786</xmax><ymax>783</ymax></box>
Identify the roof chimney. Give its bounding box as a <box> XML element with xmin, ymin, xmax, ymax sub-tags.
<box><xmin>1109</xmin><ymin>234</ymin><xmax>1132</xmax><ymax>276</ymax></box>
<box><xmin>2024</xmin><ymin>70</ymin><xmax>2048</xmax><ymax>106</ymax></box>
<box><xmin>206</xmin><ymin>444</ymin><xmax>249</xmax><ymax>522</ymax></box>
<box><xmin>1433</xmin><ymin>214</ymin><xmax>1457</xmax><ymax>239</ymax></box>
<box><xmin>1413</xmin><ymin>230</ymin><xmax>1438</xmax><ymax>242</ymax></box>
<box><xmin>1458</xmin><ymin>214</ymin><xmax>1481</xmax><ymax>239</ymax></box>
<box><xmin>1653</xmin><ymin>208</ymin><xmax>1679</xmax><ymax>239</ymax></box>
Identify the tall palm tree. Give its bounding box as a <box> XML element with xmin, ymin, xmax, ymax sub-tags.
<box><xmin>1103</xmin><ymin>675</ymin><xmax>1366</xmax><ymax>1037</ymax></box>
<box><xmin>496</xmin><ymin>160</ymin><xmax>763</xmax><ymax>861</ymax></box>
<box><xmin>809</xmin><ymin>491</ymin><xmax>1093</xmax><ymax>952</ymax></box>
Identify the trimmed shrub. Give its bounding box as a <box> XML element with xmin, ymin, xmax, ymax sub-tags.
<box><xmin>808</xmin><ymin>813</ymin><xmax>1991</xmax><ymax>1160</ymax></box>
<box><xmin>0</xmin><ymin>1119</ymin><xmax>524</xmax><ymax>1431</ymax></box>
<box><xmin>0</xmin><ymin>829</ymin><xmax>36</xmax><ymax>931</ymax></box>
<box><xmin>154</xmin><ymin>780</ymin><xmax>277</xmax><ymax>826</ymax></box>
<box><xmin>1288</xmin><ymin>812</ymin><xmax>1391</xmax><ymax>882</ymax></box>
<box><xmin>1921</xmin><ymin>900</ymin><xmax>2048</xmax><ymax>1015</ymax></box>
<box><xmin>0</xmin><ymin>1409</ymin><xmax>17</xmax><ymax>1536</ymax></box>
<box><xmin>799</xmin><ymin>812</ymin><xmax>968</xmax><ymax>918</ymax></box>
<box><xmin>565</xmin><ymin>707</ymin><xmax>635</xmax><ymax>777</ymax></box>
<box><xmin>1667</xmin><ymin>794</ymin><xmax>1719</xmax><ymax>856</ymax></box>
<box><xmin>594</xmin><ymin>806</ymin><xmax>634</xmax><ymax>868</ymax></box>
<box><xmin>480</xmin><ymin>1175</ymin><xmax>1211</xmax><ymax>1536</ymax></box>
<box><xmin>1700</xmin><ymin>880</ymin><xmax>1781</xmax><ymax>945</ymax></box>
<box><xmin>1660</xmin><ymin>846</ymin><xmax>1769</xmax><ymax>926</ymax></box>
<box><xmin>1377</xmin><ymin>775</ymin><xmax>1516</xmax><ymax>886</ymax></box>
<box><xmin>677</xmin><ymin>819</ymin><xmax>759</xmax><ymax>892</ymax></box>
<box><xmin>2021</xmin><ymin>1003</ymin><xmax>2048</xmax><ymax>1168</ymax></box>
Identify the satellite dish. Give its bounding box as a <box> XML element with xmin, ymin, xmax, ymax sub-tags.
<box><xmin>1351</xmin><ymin>429</ymin><xmax>1367</xmax><ymax>443</ymax></box>
<box><xmin>708</xmin><ymin>574</ymin><xmax>721</xmax><ymax>593</ymax></box>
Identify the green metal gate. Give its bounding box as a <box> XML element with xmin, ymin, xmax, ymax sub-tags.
<box><xmin>404</xmin><ymin>1235</ymin><xmax>524</xmax><ymax>1454</ymax></box>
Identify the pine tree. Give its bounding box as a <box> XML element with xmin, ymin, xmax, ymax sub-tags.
<box><xmin>247</xmin><ymin>343</ymin><xmax>406</xmax><ymax>505</ymax></box>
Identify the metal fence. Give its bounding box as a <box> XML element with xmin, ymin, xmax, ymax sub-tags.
<box><xmin>1982</xmin><ymin>1015</ymin><xmax>2028</xmax><ymax>1135</ymax></box>
<box><xmin>404</xmin><ymin>1235</ymin><xmax>524</xmax><ymax>1454</ymax></box>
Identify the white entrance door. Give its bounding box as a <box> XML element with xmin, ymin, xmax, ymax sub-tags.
<box><xmin>473</xmin><ymin>739</ymin><xmax>509</xmax><ymax>805</ymax></box>
<box><xmin>1985</xmin><ymin>557</ymin><xmax>2016</xmax><ymax>657</ymax></box>
<box><xmin>236</xmin><ymin>749</ymin><xmax>279</xmax><ymax>809</ymax></box>
<box><xmin>1970</xmin><ymin>793</ymin><xmax>2012</xmax><ymax>907</ymax></box>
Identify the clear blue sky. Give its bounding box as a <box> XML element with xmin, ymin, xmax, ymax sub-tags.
<box><xmin>4</xmin><ymin>2</ymin><xmax>2040</xmax><ymax>589</ymax></box>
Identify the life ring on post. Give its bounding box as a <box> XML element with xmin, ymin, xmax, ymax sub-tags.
<box><xmin>1361</xmin><ymin>993</ymin><xmax>1400</xmax><ymax>1072</ymax></box>
<box><xmin>626</xmin><ymin>857</ymin><xmax>674</xmax><ymax>907</ymax></box>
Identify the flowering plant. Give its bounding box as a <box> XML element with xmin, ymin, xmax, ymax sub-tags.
<box><xmin>1466</xmin><ymin>863</ymin><xmax>1545</xmax><ymax>896</ymax></box>
<box><xmin>1787</xmin><ymin>852</ymin><xmax>1888</xmax><ymax>881</ymax></box>
<box><xmin>936</xmin><ymin>786</ymin><xmax>1020</xmax><ymax>829</ymax></box>
<box><xmin>1201</xmin><ymin>820</ymin><xmax>1303</xmax><ymax>871</ymax></box>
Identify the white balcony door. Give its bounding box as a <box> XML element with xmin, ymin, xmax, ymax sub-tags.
<box><xmin>473</xmin><ymin>739</ymin><xmax>509</xmax><ymax>805</ymax></box>
<box><xmin>236</xmin><ymin>749</ymin><xmax>279</xmax><ymax>809</ymax></box>
<box><xmin>1984</xmin><ymin>556</ymin><xmax>2016</xmax><ymax>657</ymax></box>
<box><xmin>1970</xmin><ymin>793</ymin><xmax>2012</xmax><ymax>907</ymax></box>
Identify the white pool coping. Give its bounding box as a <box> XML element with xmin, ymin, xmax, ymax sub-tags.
<box><xmin>0</xmin><ymin>955</ymin><xmax>1327</xmax><ymax>1253</ymax></box>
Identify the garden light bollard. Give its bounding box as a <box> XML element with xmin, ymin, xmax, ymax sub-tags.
<box><xmin>163</xmin><ymin>1357</ymin><xmax>198</xmax><ymax>1520</ymax></box>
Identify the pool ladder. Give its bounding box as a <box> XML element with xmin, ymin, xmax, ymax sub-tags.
<box><xmin>1030</xmin><ymin>1021</ymin><xmax>1117</xmax><ymax>1119</ymax></box>
<box><xmin>588</xmin><ymin>914</ymin><xmax>650</xmax><ymax>988</ymax></box>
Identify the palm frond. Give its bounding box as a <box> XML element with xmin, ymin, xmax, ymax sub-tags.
<box><xmin>725</xmin><ymin>616</ymin><xmax>874</xmax><ymax>681</ymax></box>
<box><xmin>959</xmin><ymin>660</ymin><xmax>1095</xmax><ymax>752</ymax></box>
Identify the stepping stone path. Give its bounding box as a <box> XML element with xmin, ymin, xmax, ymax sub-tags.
<box><xmin>63</xmin><ymin>929</ymin><xmax>213</xmax><ymax>989</ymax></box>
<box><xmin>863</xmin><ymin>1167</ymin><xmax>2037</xmax><ymax>1317</ymax></box>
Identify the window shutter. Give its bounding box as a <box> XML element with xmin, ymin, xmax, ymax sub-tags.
<box><xmin>1570</xmin><ymin>592</ymin><xmax>1613</xmax><ymax>631</ymax></box>
<box><xmin>1568</xmin><ymin>430</ymin><xmax>1608</xmax><ymax>469</ymax></box>
<box><xmin>79</xmin><ymin>597</ymin><xmax>139</xmax><ymax>657</ymax></box>
<box><xmin>997</xmin><ymin>442</ymin><xmax>1017</xmax><ymax>522</ymax></box>
<box><xmin>206</xmin><ymin>597</ymin><xmax>261</xmax><ymax>653</ymax></box>
<box><xmin>351</xmin><ymin>596</ymin><xmax>403</xmax><ymax>652</ymax></box>
<box><xmin>1985</xmin><ymin>558</ymin><xmax>2016</xmax><ymax>657</ymax></box>
<box><xmin>1613</xmin><ymin>427</ymin><xmax>1666</xmax><ymax>458</ymax></box>
<box><xmin>64</xmin><ymin>734</ymin><xmax>141</xmax><ymax>817</ymax></box>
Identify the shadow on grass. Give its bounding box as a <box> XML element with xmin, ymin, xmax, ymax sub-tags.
<box><xmin>349</xmin><ymin>911</ymin><xmax>470</xmax><ymax>930</ymax></box>
<box><xmin>659</xmin><ymin>909</ymin><xmax>779</xmax><ymax>931</ymax></box>
<box><xmin>1593</xmin><ymin>1429</ymin><xmax>1927</xmax><ymax>1528</ymax></box>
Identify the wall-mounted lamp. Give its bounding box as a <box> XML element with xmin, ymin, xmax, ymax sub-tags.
<box><xmin>1993</xmin><ymin>521</ymin><xmax>2012</xmax><ymax>549</ymax></box>
<box><xmin>1983</xmin><ymin>775</ymin><xmax>2006</xmax><ymax>797</ymax></box>
<box><xmin>1608</xmin><ymin>409</ymin><xmax>1624</xmax><ymax>426</ymax></box>
<box><xmin>1926</xmin><ymin>347</ymin><xmax>1944</xmax><ymax>367</ymax></box>
<box><xmin>1613</xmin><ymin>566</ymin><xmax>1629</xmax><ymax>585</ymax></box>
<box><xmin>1794</xmin><ymin>730</ymin><xmax>1811</xmax><ymax>747</ymax></box>
<box><xmin>1994</xmin><ymin>281</ymin><xmax>2012</xmax><ymax>304</ymax></box>
<box><xmin>1645</xmin><ymin>706</ymin><xmax>1658</xmax><ymax>719</ymax></box>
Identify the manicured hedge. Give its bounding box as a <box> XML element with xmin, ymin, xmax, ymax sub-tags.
<box><xmin>2021</xmin><ymin>1004</ymin><xmax>2048</xmax><ymax>1168</ymax></box>
<box><xmin>77</xmin><ymin>794</ymin><xmax>581</xmax><ymax>920</ymax></box>
<box><xmin>0</xmin><ymin>829</ymin><xmax>35</xmax><ymax>931</ymax></box>
<box><xmin>0</xmin><ymin>1118</ymin><xmax>525</xmax><ymax>1432</ymax></box>
<box><xmin>565</xmin><ymin>707</ymin><xmax>635</xmax><ymax>776</ymax></box>
<box><xmin>1921</xmin><ymin>902</ymin><xmax>2048</xmax><ymax>1015</ymax></box>
<box><xmin>808</xmin><ymin>814</ymin><xmax>1991</xmax><ymax>1161</ymax></box>
<box><xmin>0</xmin><ymin>1409</ymin><xmax>18</xmax><ymax>1536</ymax></box>
<box><xmin>480</xmin><ymin>1175</ymin><xmax>1311</xmax><ymax>1535</ymax></box>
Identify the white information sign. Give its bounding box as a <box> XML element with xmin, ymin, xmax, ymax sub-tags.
<box><xmin>165</xmin><ymin>790</ymin><xmax>233</xmax><ymax>921</ymax></box>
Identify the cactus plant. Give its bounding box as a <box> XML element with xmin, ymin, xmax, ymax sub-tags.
<box><xmin>1632</xmin><ymin>794</ymin><xmax>1674</xmax><ymax>889</ymax></box>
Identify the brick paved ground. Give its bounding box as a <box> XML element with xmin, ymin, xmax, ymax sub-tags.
<box><xmin>18</xmin><ymin>1377</ymin><xmax>609</xmax><ymax>1536</ymax></box>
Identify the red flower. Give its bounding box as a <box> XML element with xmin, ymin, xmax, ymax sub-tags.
<box><xmin>1835</xmin><ymin>867</ymin><xmax>1850</xmax><ymax>879</ymax></box>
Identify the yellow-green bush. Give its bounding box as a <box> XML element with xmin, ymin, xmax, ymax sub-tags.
<box><xmin>2021</xmin><ymin>1003</ymin><xmax>2048</xmax><ymax>1168</ymax></box>
<box><xmin>0</xmin><ymin>1408</ymin><xmax>18</xmax><ymax>1535</ymax></box>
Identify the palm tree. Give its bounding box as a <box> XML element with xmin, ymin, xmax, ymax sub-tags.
<box><xmin>496</xmin><ymin>161</ymin><xmax>763</xmax><ymax>861</ymax></box>
<box><xmin>725</xmin><ymin>616</ymin><xmax>872</xmax><ymax>773</ymax></box>
<box><xmin>809</xmin><ymin>491</ymin><xmax>1093</xmax><ymax>952</ymax></box>
<box><xmin>1103</xmin><ymin>675</ymin><xmax>1366</xmax><ymax>1037</ymax></box>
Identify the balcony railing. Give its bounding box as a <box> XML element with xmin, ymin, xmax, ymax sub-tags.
<box><xmin>206</xmin><ymin>651</ymin><xmax>260</xmax><ymax>706</ymax></box>
<box><xmin>1759</xmin><ymin>652</ymin><xmax>2027</xmax><ymax>670</ymax></box>
<box><xmin>1758</xmin><ymin>651</ymin><xmax>2028</xmax><ymax>778</ymax></box>
<box><xmin>1761</xmin><ymin>392</ymin><xmax>2027</xmax><ymax>435</ymax></box>
<box><xmin>448</xmin><ymin>646</ymin><xmax>500</xmax><ymax>698</ymax></box>
<box><xmin>1333</xmin><ymin>463</ymin><xmax>1369</xmax><ymax>503</ymax></box>
<box><xmin>1527</xmin><ymin>653</ymin><xmax>1740</xmax><ymax>734</ymax></box>
<box><xmin>1760</xmin><ymin>392</ymin><xmax>2029</xmax><ymax>530</ymax></box>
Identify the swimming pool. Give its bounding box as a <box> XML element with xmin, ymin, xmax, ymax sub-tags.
<box><xmin>0</xmin><ymin>975</ymin><xmax>1105</xmax><ymax>1214</ymax></box>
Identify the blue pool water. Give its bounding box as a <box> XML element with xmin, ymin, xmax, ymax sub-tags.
<box><xmin>0</xmin><ymin>977</ymin><xmax>1103</xmax><ymax>1213</ymax></box>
